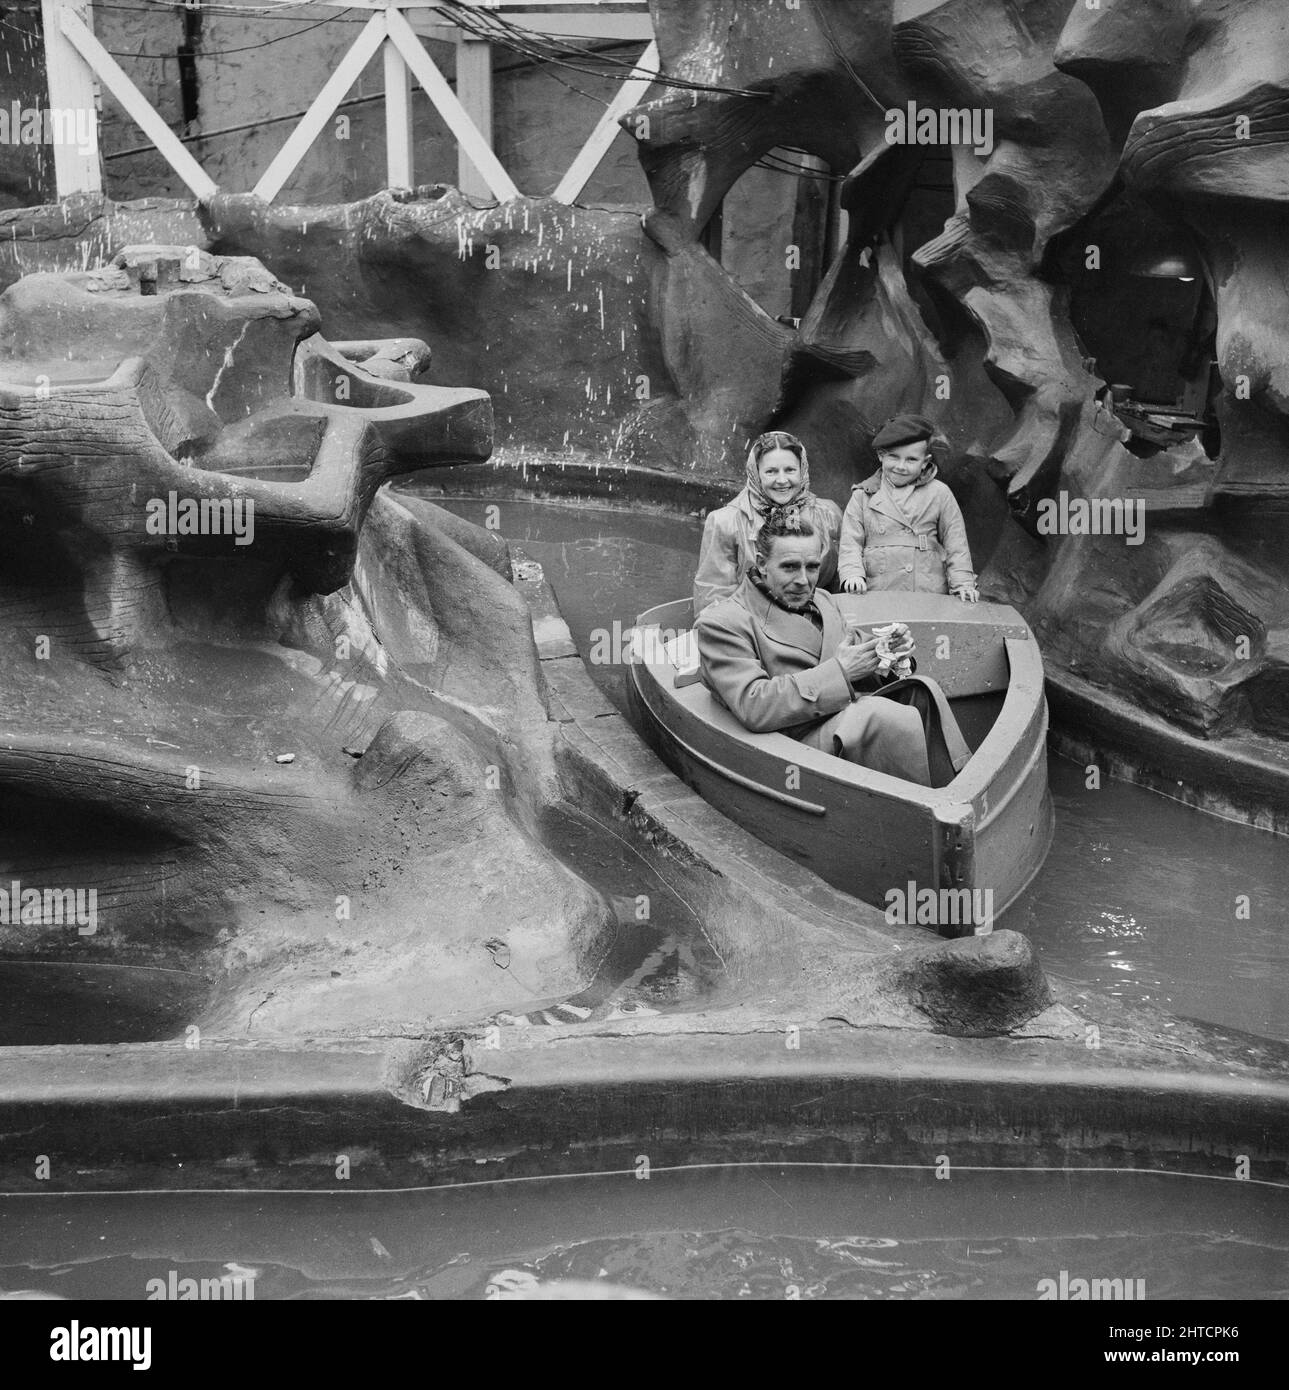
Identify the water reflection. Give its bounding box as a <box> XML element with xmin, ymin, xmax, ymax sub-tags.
<box><xmin>2</xmin><ymin>1169</ymin><xmax>1284</xmax><ymax>1300</ymax></box>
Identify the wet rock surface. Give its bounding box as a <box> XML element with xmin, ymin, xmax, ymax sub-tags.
<box><xmin>0</xmin><ymin>250</ymin><xmax>611</xmax><ymax>1036</ymax></box>
<box><xmin>869</xmin><ymin>929</ymin><xmax>1055</xmax><ymax>1037</ymax></box>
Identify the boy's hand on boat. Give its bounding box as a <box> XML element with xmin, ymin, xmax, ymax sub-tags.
<box><xmin>953</xmin><ymin>586</ymin><xmax>980</xmax><ymax>604</ymax></box>
<box><xmin>841</xmin><ymin>576</ymin><xmax>867</xmax><ymax>593</ymax></box>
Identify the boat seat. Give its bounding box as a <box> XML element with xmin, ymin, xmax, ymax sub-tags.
<box><xmin>662</xmin><ymin>629</ymin><xmax>702</xmax><ymax>688</ymax></box>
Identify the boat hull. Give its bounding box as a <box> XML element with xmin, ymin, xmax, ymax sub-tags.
<box><xmin>626</xmin><ymin>593</ymin><xmax>1054</xmax><ymax>936</ymax></box>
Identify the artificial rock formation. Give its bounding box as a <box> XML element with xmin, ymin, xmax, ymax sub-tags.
<box><xmin>0</xmin><ymin>244</ymin><xmax>621</xmax><ymax>1037</ymax></box>
<box><xmin>202</xmin><ymin>187</ymin><xmax>671</xmax><ymax>467</ymax></box>
<box><xmin>622</xmin><ymin>0</ymin><xmax>1289</xmax><ymax>812</ymax></box>
<box><xmin>1015</xmin><ymin>0</ymin><xmax>1289</xmax><ymax>798</ymax></box>
<box><xmin>620</xmin><ymin>0</ymin><xmax>1117</xmax><ymax>506</ymax></box>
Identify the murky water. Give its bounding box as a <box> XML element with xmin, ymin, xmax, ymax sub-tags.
<box><xmin>1005</xmin><ymin>759</ymin><xmax>1289</xmax><ymax>1041</ymax></box>
<box><xmin>430</xmin><ymin>493</ymin><xmax>1289</xmax><ymax>1043</ymax></box>
<box><xmin>2</xmin><ymin>1168</ymin><xmax>1283</xmax><ymax>1300</ymax></box>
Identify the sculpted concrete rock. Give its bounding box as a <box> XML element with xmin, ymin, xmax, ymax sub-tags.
<box><xmin>6</xmin><ymin>6</ymin><xmax>1285</xmax><ymax>1042</ymax></box>
<box><xmin>0</xmin><ymin>193</ymin><xmax>207</xmax><ymax>286</ymax></box>
<box><xmin>626</xmin><ymin>0</ymin><xmax>885</xmax><ymax>484</ymax></box>
<box><xmin>620</xmin><ymin>0</ymin><xmax>1117</xmax><ymax>506</ymax></box>
<box><xmin>816</xmin><ymin>929</ymin><xmax>1056</xmax><ymax>1037</ymax></box>
<box><xmin>0</xmin><ymin>247</ymin><xmax>621</xmax><ymax>1037</ymax></box>
<box><xmin>981</xmin><ymin>0</ymin><xmax>1289</xmax><ymax>812</ymax></box>
<box><xmin>1063</xmin><ymin>0</ymin><xmax>1289</xmax><ymax>504</ymax></box>
<box><xmin>1102</xmin><ymin>536</ymin><xmax>1289</xmax><ymax>739</ymax></box>
<box><xmin>896</xmin><ymin>0</ymin><xmax>1116</xmax><ymax>504</ymax></box>
<box><xmin>878</xmin><ymin>929</ymin><xmax>1054</xmax><ymax>1037</ymax></box>
<box><xmin>0</xmin><ymin>245</ymin><xmax>491</xmax><ymax>653</ymax></box>
<box><xmin>203</xmin><ymin>187</ymin><xmax>670</xmax><ymax>464</ymax></box>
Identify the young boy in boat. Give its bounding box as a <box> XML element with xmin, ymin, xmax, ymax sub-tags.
<box><xmin>692</xmin><ymin>430</ymin><xmax>842</xmax><ymax>618</ymax></box>
<box><xmin>694</xmin><ymin>510</ymin><xmax>970</xmax><ymax>787</ymax></box>
<box><xmin>838</xmin><ymin>414</ymin><xmax>979</xmax><ymax>602</ymax></box>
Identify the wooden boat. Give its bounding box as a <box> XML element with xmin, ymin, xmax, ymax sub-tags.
<box><xmin>625</xmin><ymin>593</ymin><xmax>1054</xmax><ymax>936</ymax></box>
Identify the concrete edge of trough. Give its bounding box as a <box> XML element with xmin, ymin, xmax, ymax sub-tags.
<box><xmin>1046</xmin><ymin>669</ymin><xmax>1289</xmax><ymax>830</ymax></box>
<box><xmin>396</xmin><ymin>453</ymin><xmax>732</xmax><ymax>517</ymax></box>
<box><xmin>0</xmin><ymin>1031</ymin><xmax>1285</xmax><ymax>1192</ymax></box>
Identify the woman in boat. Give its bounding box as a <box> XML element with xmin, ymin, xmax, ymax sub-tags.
<box><xmin>692</xmin><ymin>430</ymin><xmax>842</xmax><ymax>618</ymax></box>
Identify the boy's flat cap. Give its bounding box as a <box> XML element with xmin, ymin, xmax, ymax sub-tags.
<box><xmin>872</xmin><ymin>414</ymin><xmax>937</xmax><ymax>449</ymax></box>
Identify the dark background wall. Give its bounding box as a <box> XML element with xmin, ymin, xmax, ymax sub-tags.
<box><xmin>0</xmin><ymin>2</ymin><xmax>54</xmax><ymax>210</ymax></box>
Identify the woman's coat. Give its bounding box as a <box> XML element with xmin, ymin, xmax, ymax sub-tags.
<box><xmin>692</xmin><ymin>494</ymin><xmax>842</xmax><ymax>617</ymax></box>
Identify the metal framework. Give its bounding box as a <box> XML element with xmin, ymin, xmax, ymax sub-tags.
<box><xmin>34</xmin><ymin>0</ymin><xmax>655</xmax><ymax>204</ymax></box>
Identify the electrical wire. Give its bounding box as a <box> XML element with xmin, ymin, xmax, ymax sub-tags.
<box><xmin>105</xmin><ymin>9</ymin><xmax>347</xmax><ymax>59</ymax></box>
<box><xmin>1</xmin><ymin>1160</ymin><xmax>1284</xmax><ymax>1198</ymax></box>
<box><xmin>813</xmin><ymin>0</ymin><xmax>889</xmax><ymax>117</ymax></box>
<box><xmin>102</xmin><ymin>85</ymin><xmax>382</xmax><ymax>158</ymax></box>
<box><xmin>11</xmin><ymin>0</ymin><xmax>765</xmax><ymax>100</ymax></box>
<box><xmin>436</xmin><ymin>0</ymin><xmax>767</xmax><ymax>99</ymax></box>
<box><xmin>91</xmin><ymin>1</ymin><xmax>355</xmax><ymax>15</ymax></box>
<box><xmin>755</xmin><ymin>149</ymin><xmax>843</xmax><ymax>182</ymax></box>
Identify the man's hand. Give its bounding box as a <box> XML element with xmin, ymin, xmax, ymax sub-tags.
<box><xmin>836</xmin><ymin>633</ymin><xmax>883</xmax><ymax>684</ymax></box>
<box><xmin>953</xmin><ymin>585</ymin><xmax>979</xmax><ymax>604</ymax></box>
<box><xmin>841</xmin><ymin>576</ymin><xmax>868</xmax><ymax>593</ymax></box>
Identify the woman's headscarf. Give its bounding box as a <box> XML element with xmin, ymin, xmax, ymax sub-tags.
<box><xmin>735</xmin><ymin>430</ymin><xmax>818</xmax><ymax>529</ymax></box>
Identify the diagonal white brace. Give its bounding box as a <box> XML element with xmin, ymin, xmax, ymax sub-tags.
<box><xmin>253</xmin><ymin>11</ymin><xmax>389</xmax><ymax>204</ymax></box>
<box><xmin>384</xmin><ymin>6</ymin><xmax>520</xmax><ymax>203</ymax></box>
<box><xmin>59</xmin><ymin>4</ymin><xmax>217</xmax><ymax>202</ymax></box>
<box><xmin>553</xmin><ymin>39</ymin><xmax>658</xmax><ymax>205</ymax></box>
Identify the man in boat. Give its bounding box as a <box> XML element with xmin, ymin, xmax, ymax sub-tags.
<box><xmin>694</xmin><ymin>509</ymin><xmax>970</xmax><ymax>786</ymax></box>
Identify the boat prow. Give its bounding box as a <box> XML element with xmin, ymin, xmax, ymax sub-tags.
<box><xmin>625</xmin><ymin>593</ymin><xmax>1054</xmax><ymax>937</ymax></box>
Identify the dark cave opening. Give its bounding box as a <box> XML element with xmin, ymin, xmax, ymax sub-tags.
<box><xmin>1047</xmin><ymin>191</ymin><xmax>1222</xmax><ymax>461</ymax></box>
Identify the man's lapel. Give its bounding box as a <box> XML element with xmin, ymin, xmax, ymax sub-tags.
<box><xmin>740</xmin><ymin>578</ymin><xmax>824</xmax><ymax>659</ymax></box>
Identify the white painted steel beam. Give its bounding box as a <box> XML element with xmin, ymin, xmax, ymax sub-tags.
<box><xmin>385</xmin><ymin>6</ymin><xmax>519</xmax><ymax>201</ymax></box>
<box><xmin>253</xmin><ymin>11</ymin><xmax>388</xmax><ymax>202</ymax></box>
<box><xmin>59</xmin><ymin>5</ymin><xmax>217</xmax><ymax>201</ymax></box>
<box><xmin>552</xmin><ymin>38</ymin><xmax>656</xmax><ymax>204</ymax></box>
<box><xmin>383</xmin><ymin>40</ymin><xmax>414</xmax><ymax>188</ymax></box>
<box><xmin>39</xmin><ymin>0</ymin><xmax>101</xmax><ymax>196</ymax></box>
<box><xmin>455</xmin><ymin>38</ymin><xmax>494</xmax><ymax>199</ymax></box>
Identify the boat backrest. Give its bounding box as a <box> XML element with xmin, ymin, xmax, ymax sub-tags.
<box><xmin>836</xmin><ymin>596</ymin><xmax>1028</xmax><ymax>698</ymax></box>
<box><xmin>901</xmin><ymin>623</ymin><xmax>1011</xmax><ymax>697</ymax></box>
<box><xmin>662</xmin><ymin>630</ymin><xmax>702</xmax><ymax>688</ymax></box>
